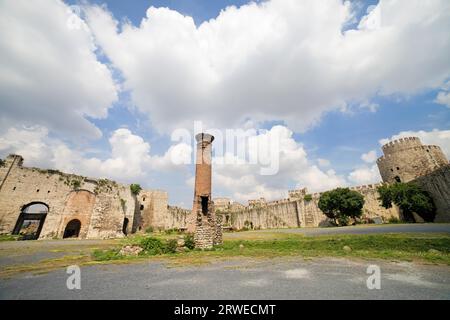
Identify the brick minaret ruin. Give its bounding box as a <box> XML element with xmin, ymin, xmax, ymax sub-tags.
<box><xmin>189</xmin><ymin>133</ymin><xmax>222</xmax><ymax>249</ymax></box>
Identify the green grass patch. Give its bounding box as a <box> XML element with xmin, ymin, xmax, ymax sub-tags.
<box><xmin>0</xmin><ymin>234</ymin><xmax>19</xmax><ymax>242</ymax></box>
<box><xmin>93</xmin><ymin>233</ymin><xmax>450</xmax><ymax>265</ymax></box>
<box><xmin>211</xmin><ymin>233</ymin><xmax>450</xmax><ymax>264</ymax></box>
<box><xmin>92</xmin><ymin>248</ymin><xmax>123</xmax><ymax>261</ymax></box>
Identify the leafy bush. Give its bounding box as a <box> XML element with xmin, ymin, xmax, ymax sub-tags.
<box><xmin>138</xmin><ymin>236</ymin><xmax>180</xmax><ymax>255</ymax></box>
<box><xmin>318</xmin><ymin>188</ymin><xmax>365</xmax><ymax>226</ymax></box>
<box><xmin>139</xmin><ymin>237</ymin><xmax>165</xmax><ymax>255</ymax></box>
<box><xmin>184</xmin><ymin>234</ymin><xmax>195</xmax><ymax>250</ymax></box>
<box><xmin>377</xmin><ymin>183</ymin><xmax>436</xmax><ymax>222</ymax></box>
<box><xmin>165</xmin><ymin>239</ymin><xmax>178</xmax><ymax>254</ymax></box>
<box><xmin>338</xmin><ymin>215</ymin><xmax>350</xmax><ymax>226</ymax></box>
<box><xmin>304</xmin><ymin>194</ymin><xmax>313</xmax><ymax>202</ymax></box>
<box><xmin>130</xmin><ymin>183</ymin><xmax>142</xmax><ymax>195</ymax></box>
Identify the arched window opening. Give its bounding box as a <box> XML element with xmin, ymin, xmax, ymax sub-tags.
<box><xmin>394</xmin><ymin>176</ymin><xmax>401</xmax><ymax>183</ymax></box>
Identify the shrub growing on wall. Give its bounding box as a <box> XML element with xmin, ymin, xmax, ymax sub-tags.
<box><xmin>318</xmin><ymin>188</ymin><xmax>365</xmax><ymax>226</ymax></box>
<box><xmin>71</xmin><ymin>179</ymin><xmax>81</xmax><ymax>190</ymax></box>
<box><xmin>130</xmin><ymin>183</ymin><xmax>142</xmax><ymax>195</ymax></box>
<box><xmin>377</xmin><ymin>183</ymin><xmax>436</xmax><ymax>222</ymax></box>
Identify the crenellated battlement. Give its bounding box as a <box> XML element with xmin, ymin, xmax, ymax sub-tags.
<box><xmin>248</xmin><ymin>197</ymin><xmax>267</xmax><ymax>208</ymax></box>
<box><xmin>288</xmin><ymin>188</ymin><xmax>308</xmax><ymax>199</ymax></box>
<box><xmin>381</xmin><ymin>137</ymin><xmax>422</xmax><ymax>155</ymax></box>
<box><xmin>349</xmin><ymin>183</ymin><xmax>383</xmax><ymax>192</ymax></box>
<box><xmin>378</xmin><ymin>145</ymin><xmax>446</xmax><ymax>163</ymax></box>
<box><xmin>377</xmin><ymin>137</ymin><xmax>448</xmax><ymax>184</ymax></box>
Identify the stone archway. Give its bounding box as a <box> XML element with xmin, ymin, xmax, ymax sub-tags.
<box><xmin>63</xmin><ymin>219</ymin><xmax>81</xmax><ymax>238</ymax></box>
<box><xmin>12</xmin><ymin>203</ymin><xmax>49</xmax><ymax>240</ymax></box>
<box><xmin>61</xmin><ymin>190</ymin><xmax>96</xmax><ymax>239</ymax></box>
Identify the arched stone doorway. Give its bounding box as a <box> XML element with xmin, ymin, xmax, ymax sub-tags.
<box><xmin>63</xmin><ymin>219</ymin><xmax>81</xmax><ymax>238</ymax></box>
<box><xmin>122</xmin><ymin>218</ymin><xmax>129</xmax><ymax>235</ymax></box>
<box><xmin>12</xmin><ymin>203</ymin><xmax>49</xmax><ymax>240</ymax></box>
<box><xmin>61</xmin><ymin>190</ymin><xmax>96</xmax><ymax>239</ymax></box>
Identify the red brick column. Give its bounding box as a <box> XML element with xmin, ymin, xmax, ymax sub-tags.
<box><xmin>188</xmin><ymin>133</ymin><xmax>222</xmax><ymax>248</ymax></box>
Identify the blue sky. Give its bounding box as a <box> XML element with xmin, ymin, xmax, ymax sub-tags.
<box><xmin>1</xmin><ymin>0</ymin><xmax>449</xmax><ymax>207</ymax></box>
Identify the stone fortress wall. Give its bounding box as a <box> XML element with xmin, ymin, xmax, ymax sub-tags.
<box><xmin>0</xmin><ymin>154</ymin><xmax>182</xmax><ymax>239</ymax></box>
<box><xmin>219</xmin><ymin>183</ymin><xmax>402</xmax><ymax>230</ymax></box>
<box><xmin>0</xmin><ymin>155</ymin><xmax>136</xmax><ymax>239</ymax></box>
<box><xmin>0</xmin><ymin>136</ymin><xmax>448</xmax><ymax>239</ymax></box>
<box><xmin>217</xmin><ymin>137</ymin><xmax>449</xmax><ymax>230</ymax></box>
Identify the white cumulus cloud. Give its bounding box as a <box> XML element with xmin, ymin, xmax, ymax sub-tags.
<box><xmin>348</xmin><ymin>164</ymin><xmax>381</xmax><ymax>185</ymax></box>
<box><xmin>0</xmin><ymin>126</ymin><xmax>190</xmax><ymax>184</ymax></box>
<box><xmin>211</xmin><ymin>125</ymin><xmax>347</xmax><ymax>203</ymax></box>
<box><xmin>84</xmin><ymin>0</ymin><xmax>450</xmax><ymax>133</ymax></box>
<box><xmin>361</xmin><ymin>150</ymin><xmax>377</xmax><ymax>163</ymax></box>
<box><xmin>0</xmin><ymin>0</ymin><xmax>118</xmax><ymax>139</ymax></box>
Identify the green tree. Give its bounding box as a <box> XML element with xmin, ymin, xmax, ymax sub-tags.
<box><xmin>130</xmin><ymin>183</ymin><xmax>142</xmax><ymax>195</ymax></box>
<box><xmin>377</xmin><ymin>183</ymin><xmax>436</xmax><ymax>222</ymax></box>
<box><xmin>318</xmin><ymin>188</ymin><xmax>365</xmax><ymax>226</ymax></box>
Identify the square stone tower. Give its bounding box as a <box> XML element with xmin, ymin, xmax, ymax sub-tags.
<box><xmin>189</xmin><ymin>133</ymin><xmax>222</xmax><ymax>249</ymax></box>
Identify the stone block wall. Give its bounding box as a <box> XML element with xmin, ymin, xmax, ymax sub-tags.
<box><xmin>138</xmin><ymin>190</ymin><xmax>169</xmax><ymax>231</ymax></box>
<box><xmin>225</xmin><ymin>201</ymin><xmax>300</xmax><ymax>230</ymax></box>
<box><xmin>167</xmin><ymin>206</ymin><xmax>190</xmax><ymax>230</ymax></box>
<box><xmin>222</xmin><ymin>184</ymin><xmax>401</xmax><ymax>230</ymax></box>
<box><xmin>0</xmin><ymin>154</ymin><xmax>135</xmax><ymax>239</ymax></box>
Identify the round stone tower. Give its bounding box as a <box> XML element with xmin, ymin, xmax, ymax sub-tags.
<box><xmin>376</xmin><ymin>137</ymin><xmax>448</xmax><ymax>184</ymax></box>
